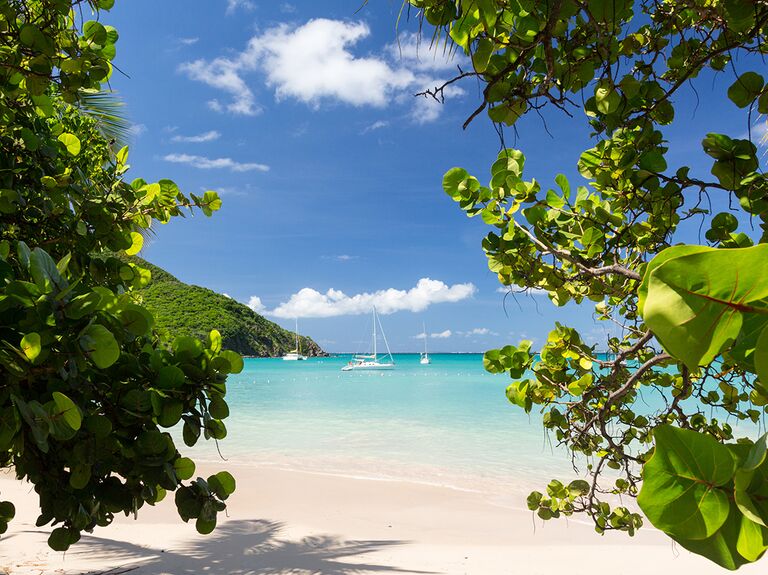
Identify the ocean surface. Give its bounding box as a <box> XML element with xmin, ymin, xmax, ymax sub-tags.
<box><xmin>186</xmin><ymin>353</ymin><xmax>579</xmax><ymax>503</ymax></box>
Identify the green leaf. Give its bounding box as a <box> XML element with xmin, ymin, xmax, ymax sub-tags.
<box><xmin>173</xmin><ymin>457</ymin><xmax>196</xmax><ymax>481</ymax></box>
<box><xmin>157</xmin><ymin>365</ymin><xmax>186</xmax><ymax>390</ymax></box>
<box><xmin>756</xmin><ymin>326</ymin><xmax>768</xmax><ymax>391</ymax></box>
<box><xmin>125</xmin><ymin>232</ymin><xmax>143</xmax><ymax>256</ymax></box>
<box><xmin>83</xmin><ymin>20</ymin><xmax>107</xmax><ymax>45</ymax></box>
<box><xmin>52</xmin><ymin>392</ymin><xmax>82</xmax><ymax>431</ymax></box>
<box><xmin>201</xmin><ymin>191</ymin><xmax>222</xmax><ymax>217</ymax></box>
<box><xmin>79</xmin><ymin>324</ymin><xmax>120</xmax><ymax>369</ymax></box>
<box><xmin>727</xmin><ymin>72</ymin><xmax>765</xmax><ymax>108</ymax></box>
<box><xmin>208</xmin><ymin>471</ymin><xmax>236</xmax><ymax>500</ymax></box>
<box><xmin>638</xmin><ymin>425</ymin><xmax>735</xmax><ymax>540</ymax></box>
<box><xmin>743</xmin><ymin>434</ymin><xmax>768</xmax><ymax>472</ymax></box>
<box><xmin>220</xmin><ymin>350</ymin><xmax>243</xmax><ymax>374</ymax></box>
<box><xmin>195</xmin><ymin>515</ymin><xmax>217</xmax><ymax>535</ymax></box>
<box><xmin>48</xmin><ymin>527</ymin><xmax>79</xmax><ymax>551</ymax></box>
<box><xmin>637</xmin><ymin>245</ymin><xmax>710</xmax><ymax>315</ymax></box>
<box><xmin>20</xmin><ymin>333</ymin><xmax>41</xmax><ymax>362</ymax></box>
<box><xmin>57</xmin><ymin>133</ymin><xmax>81</xmax><ymax>156</ymax></box>
<box><xmin>675</xmin><ymin>507</ymin><xmax>752</xmax><ymax>570</ymax></box>
<box><xmin>595</xmin><ymin>82</ymin><xmax>621</xmax><ymax>114</ymax></box>
<box><xmin>208</xmin><ymin>329</ymin><xmax>222</xmax><ymax>353</ymax></box>
<box><xmin>642</xmin><ymin>245</ymin><xmax>768</xmax><ymax>370</ymax></box>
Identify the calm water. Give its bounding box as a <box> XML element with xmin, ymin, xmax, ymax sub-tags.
<box><xmin>188</xmin><ymin>354</ymin><xmax>576</xmax><ymax>501</ymax></box>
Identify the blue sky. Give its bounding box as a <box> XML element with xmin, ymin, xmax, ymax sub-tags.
<box><xmin>105</xmin><ymin>1</ymin><xmax>764</xmax><ymax>353</ymax></box>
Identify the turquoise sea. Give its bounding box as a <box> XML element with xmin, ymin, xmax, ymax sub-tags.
<box><xmin>188</xmin><ymin>354</ymin><xmax>577</xmax><ymax>503</ymax></box>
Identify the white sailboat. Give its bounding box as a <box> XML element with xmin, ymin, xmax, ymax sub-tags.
<box><xmin>341</xmin><ymin>307</ymin><xmax>395</xmax><ymax>371</ymax></box>
<box><xmin>283</xmin><ymin>317</ymin><xmax>308</xmax><ymax>361</ymax></box>
<box><xmin>420</xmin><ymin>322</ymin><xmax>431</xmax><ymax>365</ymax></box>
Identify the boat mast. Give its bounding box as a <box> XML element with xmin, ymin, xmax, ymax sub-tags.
<box><xmin>295</xmin><ymin>317</ymin><xmax>299</xmax><ymax>353</ymax></box>
<box><xmin>378</xmin><ymin>309</ymin><xmax>394</xmax><ymax>363</ymax></box>
<box><xmin>423</xmin><ymin>321</ymin><xmax>427</xmax><ymax>356</ymax></box>
<box><xmin>372</xmin><ymin>307</ymin><xmax>377</xmax><ymax>359</ymax></box>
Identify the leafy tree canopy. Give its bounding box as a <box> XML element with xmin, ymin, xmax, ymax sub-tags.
<box><xmin>0</xmin><ymin>0</ymin><xmax>239</xmax><ymax>549</ymax></box>
<box><xmin>407</xmin><ymin>0</ymin><xmax>768</xmax><ymax>568</ymax></box>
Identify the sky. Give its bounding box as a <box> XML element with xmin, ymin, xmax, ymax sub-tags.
<box><xmin>104</xmin><ymin>1</ymin><xmax>765</xmax><ymax>353</ymax></box>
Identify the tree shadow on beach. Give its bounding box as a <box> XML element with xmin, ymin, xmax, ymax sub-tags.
<box><xmin>71</xmin><ymin>519</ymin><xmax>436</xmax><ymax>575</ymax></box>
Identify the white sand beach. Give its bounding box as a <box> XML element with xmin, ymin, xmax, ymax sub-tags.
<box><xmin>0</xmin><ymin>464</ymin><xmax>759</xmax><ymax>575</ymax></box>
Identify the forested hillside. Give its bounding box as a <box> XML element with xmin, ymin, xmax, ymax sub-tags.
<box><xmin>129</xmin><ymin>256</ymin><xmax>324</xmax><ymax>357</ymax></box>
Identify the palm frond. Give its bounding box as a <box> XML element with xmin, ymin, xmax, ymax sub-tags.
<box><xmin>77</xmin><ymin>89</ymin><xmax>134</xmax><ymax>146</ymax></box>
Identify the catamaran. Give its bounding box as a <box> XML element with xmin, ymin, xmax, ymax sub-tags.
<box><xmin>341</xmin><ymin>307</ymin><xmax>395</xmax><ymax>371</ymax></box>
<box><xmin>283</xmin><ymin>317</ymin><xmax>308</xmax><ymax>361</ymax></box>
<box><xmin>419</xmin><ymin>322</ymin><xmax>431</xmax><ymax>365</ymax></box>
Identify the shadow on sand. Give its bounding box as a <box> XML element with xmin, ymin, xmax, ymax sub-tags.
<box><xmin>71</xmin><ymin>519</ymin><xmax>436</xmax><ymax>575</ymax></box>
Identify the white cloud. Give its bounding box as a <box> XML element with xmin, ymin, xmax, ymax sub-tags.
<box><xmin>415</xmin><ymin>332</ymin><xmax>427</xmax><ymax>340</ymax></box>
<box><xmin>362</xmin><ymin>120</ymin><xmax>389</xmax><ymax>134</ymax></box>
<box><xmin>178</xmin><ymin>37</ymin><xmax>199</xmax><ymax>46</ymax></box>
<box><xmin>268</xmin><ymin>278</ymin><xmax>476</xmax><ymax>319</ymax></box>
<box><xmin>222</xmin><ymin>293</ymin><xmax>232</xmax><ymax>299</ymax></box>
<box><xmin>179</xmin><ymin>58</ymin><xmax>262</xmax><ymax>116</ymax></box>
<box><xmin>179</xmin><ymin>19</ymin><xmax>464</xmax><ymax>122</ymax></box>
<box><xmin>171</xmin><ymin>130</ymin><xmax>221</xmax><ymax>143</ymax></box>
<box><xmin>226</xmin><ymin>0</ymin><xmax>254</xmax><ymax>15</ymax></box>
<box><xmin>431</xmin><ymin>330</ymin><xmax>452</xmax><ymax>339</ymax></box>
<box><xmin>250</xmin><ymin>20</ymin><xmax>415</xmax><ymax>108</ymax></box>
<box><xmin>163</xmin><ymin>153</ymin><xmax>269</xmax><ymax>172</ymax></box>
<box><xmin>467</xmin><ymin>328</ymin><xmax>490</xmax><ymax>335</ymax></box>
<box><xmin>280</xmin><ymin>3</ymin><xmax>296</xmax><ymax>13</ymax></box>
<box><xmin>247</xmin><ymin>296</ymin><xmax>267</xmax><ymax>313</ymax></box>
<box><xmin>322</xmin><ymin>254</ymin><xmax>358</xmax><ymax>262</ymax></box>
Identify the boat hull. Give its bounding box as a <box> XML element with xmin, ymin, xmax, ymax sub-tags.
<box><xmin>341</xmin><ymin>362</ymin><xmax>395</xmax><ymax>371</ymax></box>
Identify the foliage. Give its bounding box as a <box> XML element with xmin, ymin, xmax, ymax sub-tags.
<box><xmin>0</xmin><ymin>0</ymin><xmax>238</xmax><ymax>549</ymax></box>
<box><xmin>407</xmin><ymin>0</ymin><xmax>768</xmax><ymax>567</ymax></box>
<box><xmin>123</xmin><ymin>255</ymin><xmax>325</xmax><ymax>357</ymax></box>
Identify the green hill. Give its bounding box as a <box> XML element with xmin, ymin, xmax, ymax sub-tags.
<box><xmin>126</xmin><ymin>256</ymin><xmax>324</xmax><ymax>357</ymax></box>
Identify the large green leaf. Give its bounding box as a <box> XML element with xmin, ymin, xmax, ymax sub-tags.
<box><xmin>78</xmin><ymin>324</ymin><xmax>120</xmax><ymax>369</ymax></box>
<box><xmin>642</xmin><ymin>245</ymin><xmax>768</xmax><ymax>370</ymax></box>
<box><xmin>637</xmin><ymin>245</ymin><xmax>710</xmax><ymax>315</ymax></box>
<box><xmin>675</xmin><ymin>507</ymin><xmax>753</xmax><ymax>570</ymax></box>
<box><xmin>638</xmin><ymin>426</ymin><xmax>735</xmax><ymax>540</ymax></box>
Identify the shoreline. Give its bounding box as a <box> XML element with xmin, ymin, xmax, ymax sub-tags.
<box><xmin>1</xmin><ymin>463</ymin><xmax>761</xmax><ymax>574</ymax></box>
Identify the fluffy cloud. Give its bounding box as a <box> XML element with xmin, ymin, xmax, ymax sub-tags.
<box><xmin>431</xmin><ymin>330</ymin><xmax>452</xmax><ymax>339</ymax></box>
<box><xmin>179</xmin><ymin>19</ymin><xmax>464</xmax><ymax>122</ymax></box>
<box><xmin>171</xmin><ymin>130</ymin><xmax>221</xmax><ymax>143</ymax></box>
<box><xmin>265</xmin><ymin>278</ymin><xmax>475</xmax><ymax>319</ymax></box>
<box><xmin>163</xmin><ymin>153</ymin><xmax>269</xmax><ymax>172</ymax></box>
<box><xmin>247</xmin><ymin>296</ymin><xmax>267</xmax><ymax>313</ymax></box>
<box><xmin>180</xmin><ymin>57</ymin><xmax>262</xmax><ymax>116</ymax></box>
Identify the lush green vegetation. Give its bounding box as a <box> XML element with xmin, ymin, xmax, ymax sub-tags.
<box><xmin>409</xmin><ymin>0</ymin><xmax>768</xmax><ymax>568</ymax></box>
<box><xmin>0</xmin><ymin>0</ymin><xmax>238</xmax><ymax>550</ymax></box>
<box><xmin>126</xmin><ymin>256</ymin><xmax>323</xmax><ymax>357</ymax></box>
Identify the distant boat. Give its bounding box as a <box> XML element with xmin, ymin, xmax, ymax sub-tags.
<box><xmin>420</xmin><ymin>322</ymin><xmax>431</xmax><ymax>365</ymax></box>
<box><xmin>283</xmin><ymin>317</ymin><xmax>308</xmax><ymax>361</ymax></box>
<box><xmin>341</xmin><ymin>307</ymin><xmax>395</xmax><ymax>371</ymax></box>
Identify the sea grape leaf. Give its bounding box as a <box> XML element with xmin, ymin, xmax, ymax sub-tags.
<box><xmin>638</xmin><ymin>425</ymin><xmax>735</xmax><ymax>540</ymax></box>
<box><xmin>674</xmin><ymin>507</ymin><xmax>753</xmax><ymax>571</ymax></box>
<box><xmin>79</xmin><ymin>324</ymin><xmax>120</xmax><ymax>369</ymax></box>
<box><xmin>642</xmin><ymin>245</ymin><xmax>768</xmax><ymax>370</ymax></box>
<box><xmin>756</xmin><ymin>326</ymin><xmax>768</xmax><ymax>391</ymax></box>
<box><xmin>637</xmin><ymin>245</ymin><xmax>710</xmax><ymax>315</ymax></box>
<box><xmin>20</xmin><ymin>333</ymin><xmax>41</xmax><ymax>362</ymax></box>
<box><xmin>51</xmin><ymin>392</ymin><xmax>82</xmax><ymax>431</ymax></box>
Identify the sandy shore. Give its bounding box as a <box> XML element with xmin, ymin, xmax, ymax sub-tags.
<box><xmin>0</xmin><ymin>463</ymin><xmax>760</xmax><ymax>574</ymax></box>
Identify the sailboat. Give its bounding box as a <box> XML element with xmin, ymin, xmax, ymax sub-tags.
<box><xmin>282</xmin><ymin>317</ymin><xmax>308</xmax><ymax>361</ymax></box>
<box><xmin>419</xmin><ymin>322</ymin><xmax>431</xmax><ymax>365</ymax></box>
<box><xmin>341</xmin><ymin>307</ymin><xmax>395</xmax><ymax>371</ymax></box>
